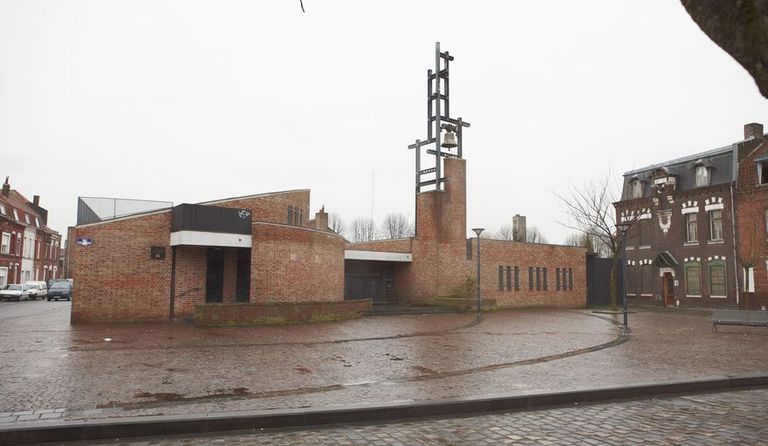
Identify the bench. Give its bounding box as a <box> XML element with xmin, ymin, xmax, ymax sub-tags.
<box><xmin>712</xmin><ymin>309</ymin><xmax>768</xmax><ymax>331</ymax></box>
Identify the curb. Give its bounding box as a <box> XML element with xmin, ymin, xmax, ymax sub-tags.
<box><xmin>2</xmin><ymin>374</ymin><xmax>767</xmax><ymax>445</ymax></box>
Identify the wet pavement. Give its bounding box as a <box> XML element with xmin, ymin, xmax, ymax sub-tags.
<box><xmin>75</xmin><ymin>388</ymin><xmax>768</xmax><ymax>446</ymax></box>
<box><xmin>0</xmin><ymin>300</ymin><xmax>767</xmax><ymax>427</ymax></box>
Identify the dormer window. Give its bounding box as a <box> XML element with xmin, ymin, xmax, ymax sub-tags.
<box><xmin>695</xmin><ymin>165</ymin><xmax>710</xmax><ymax>187</ymax></box>
<box><xmin>630</xmin><ymin>179</ymin><xmax>643</xmax><ymax>199</ymax></box>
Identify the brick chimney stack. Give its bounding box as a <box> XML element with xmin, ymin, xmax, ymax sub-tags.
<box><xmin>314</xmin><ymin>205</ymin><xmax>329</xmax><ymax>231</ymax></box>
<box><xmin>2</xmin><ymin>177</ymin><xmax>9</xmax><ymax>197</ymax></box>
<box><xmin>744</xmin><ymin>122</ymin><xmax>764</xmax><ymax>140</ymax></box>
<box><xmin>33</xmin><ymin>195</ymin><xmax>40</xmax><ymax>207</ymax></box>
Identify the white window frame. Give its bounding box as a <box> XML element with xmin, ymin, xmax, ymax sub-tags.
<box><xmin>694</xmin><ymin>166</ymin><xmax>709</xmax><ymax>187</ymax></box>
<box><xmin>744</xmin><ymin>266</ymin><xmax>755</xmax><ymax>293</ymax></box>
<box><xmin>12</xmin><ymin>209</ymin><xmax>19</xmax><ymax>221</ymax></box>
<box><xmin>24</xmin><ymin>214</ymin><xmax>30</xmax><ymax>224</ymax></box>
<box><xmin>34</xmin><ymin>217</ymin><xmax>40</xmax><ymax>227</ymax></box>
<box><xmin>0</xmin><ymin>267</ymin><xmax>7</xmax><ymax>287</ymax></box>
<box><xmin>758</xmin><ymin>161</ymin><xmax>768</xmax><ymax>185</ymax></box>
<box><xmin>685</xmin><ymin>213</ymin><xmax>697</xmax><ymax>243</ymax></box>
<box><xmin>0</xmin><ymin>204</ymin><xmax>5</xmax><ymax>215</ymax></box>
<box><xmin>708</xmin><ymin>210</ymin><xmax>724</xmax><ymax>242</ymax></box>
<box><xmin>0</xmin><ymin>233</ymin><xmax>9</xmax><ymax>255</ymax></box>
<box><xmin>630</xmin><ymin>180</ymin><xmax>642</xmax><ymax>199</ymax></box>
<box><xmin>15</xmin><ymin>234</ymin><xmax>21</xmax><ymax>256</ymax></box>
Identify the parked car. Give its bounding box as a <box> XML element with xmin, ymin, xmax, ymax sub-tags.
<box><xmin>0</xmin><ymin>284</ymin><xmax>36</xmax><ymax>301</ymax></box>
<box><xmin>47</xmin><ymin>281</ymin><xmax>72</xmax><ymax>301</ymax></box>
<box><xmin>24</xmin><ymin>281</ymin><xmax>48</xmax><ymax>300</ymax></box>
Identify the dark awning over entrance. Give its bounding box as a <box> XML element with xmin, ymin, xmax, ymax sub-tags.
<box><xmin>653</xmin><ymin>251</ymin><xmax>678</xmax><ymax>268</ymax></box>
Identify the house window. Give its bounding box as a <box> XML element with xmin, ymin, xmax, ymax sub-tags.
<box><xmin>24</xmin><ymin>214</ymin><xmax>30</xmax><ymax>224</ymax></box>
<box><xmin>694</xmin><ymin>166</ymin><xmax>709</xmax><ymax>187</ymax></box>
<box><xmin>556</xmin><ymin>267</ymin><xmax>560</xmax><ymax>290</ymax></box>
<box><xmin>506</xmin><ymin>266</ymin><xmax>512</xmax><ymax>291</ymax></box>
<box><xmin>34</xmin><ymin>217</ymin><xmax>40</xmax><ymax>227</ymax></box>
<box><xmin>0</xmin><ymin>204</ymin><xmax>5</xmax><ymax>215</ymax></box>
<box><xmin>630</xmin><ymin>180</ymin><xmax>642</xmax><ymax>199</ymax></box>
<box><xmin>0</xmin><ymin>267</ymin><xmax>7</xmax><ymax>287</ymax></box>
<box><xmin>758</xmin><ymin>161</ymin><xmax>768</xmax><ymax>185</ymax></box>
<box><xmin>708</xmin><ymin>210</ymin><xmax>723</xmax><ymax>241</ymax></box>
<box><xmin>13</xmin><ymin>209</ymin><xmax>19</xmax><ymax>221</ymax></box>
<box><xmin>15</xmin><ymin>234</ymin><xmax>21</xmax><ymax>256</ymax></box>
<box><xmin>535</xmin><ymin>267</ymin><xmax>541</xmax><ymax>291</ymax></box>
<box><xmin>685</xmin><ymin>263</ymin><xmax>701</xmax><ymax>297</ymax></box>
<box><xmin>1</xmin><ymin>233</ymin><xmax>9</xmax><ymax>255</ymax></box>
<box><xmin>543</xmin><ymin>267</ymin><xmax>548</xmax><ymax>291</ymax></box>
<box><xmin>685</xmin><ymin>213</ymin><xmax>697</xmax><ymax>243</ymax></box>
<box><xmin>638</xmin><ymin>219</ymin><xmax>652</xmax><ymax>247</ymax></box>
<box><xmin>498</xmin><ymin>266</ymin><xmax>504</xmax><ymax>291</ymax></box>
<box><xmin>709</xmin><ymin>261</ymin><xmax>727</xmax><ymax>297</ymax></box>
<box><xmin>744</xmin><ymin>266</ymin><xmax>755</xmax><ymax>293</ymax></box>
<box><xmin>568</xmin><ymin>268</ymin><xmax>573</xmax><ymax>290</ymax></box>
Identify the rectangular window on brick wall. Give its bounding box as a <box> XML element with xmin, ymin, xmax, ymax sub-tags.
<box><xmin>514</xmin><ymin>266</ymin><xmax>519</xmax><ymax>291</ymax></box>
<box><xmin>685</xmin><ymin>213</ymin><xmax>698</xmax><ymax>243</ymax></box>
<box><xmin>543</xmin><ymin>267</ymin><xmax>548</xmax><ymax>291</ymax></box>
<box><xmin>709</xmin><ymin>262</ymin><xmax>727</xmax><ymax>297</ymax></box>
<box><xmin>685</xmin><ymin>263</ymin><xmax>701</xmax><ymax>297</ymax></box>
<box><xmin>0</xmin><ymin>233</ymin><xmax>9</xmax><ymax>255</ymax></box>
<box><xmin>569</xmin><ymin>268</ymin><xmax>573</xmax><ymax>290</ymax></box>
<box><xmin>498</xmin><ymin>266</ymin><xmax>504</xmax><ymax>291</ymax></box>
<box><xmin>536</xmin><ymin>267</ymin><xmax>541</xmax><ymax>291</ymax></box>
<box><xmin>561</xmin><ymin>268</ymin><xmax>567</xmax><ymax>291</ymax></box>
<box><xmin>639</xmin><ymin>219</ymin><xmax>652</xmax><ymax>247</ymax></box>
<box><xmin>708</xmin><ymin>210</ymin><xmax>723</xmax><ymax>241</ymax></box>
<box><xmin>528</xmin><ymin>267</ymin><xmax>533</xmax><ymax>290</ymax></box>
<box><xmin>556</xmin><ymin>267</ymin><xmax>560</xmax><ymax>290</ymax></box>
<box><xmin>506</xmin><ymin>266</ymin><xmax>512</xmax><ymax>291</ymax></box>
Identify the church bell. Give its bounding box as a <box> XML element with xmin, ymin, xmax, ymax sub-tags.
<box><xmin>441</xmin><ymin>127</ymin><xmax>458</xmax><ymax>148</ymax></box>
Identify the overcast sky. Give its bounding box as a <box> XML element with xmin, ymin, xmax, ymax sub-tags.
<box><xmin>1</xmin><ymin>1</ymin><xmax>766</xmax><ymax>243</ymax></box>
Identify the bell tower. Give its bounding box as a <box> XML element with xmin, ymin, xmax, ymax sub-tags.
<box><xmin>408</xmin><ymin>42</ymin><xmax>471</xmax><ymax>236</ymax></box>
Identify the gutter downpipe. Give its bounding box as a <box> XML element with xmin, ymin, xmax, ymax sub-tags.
<box><xmin>730</xmin><ymin>143</ymin><xmax>740</xmax><ymax>307</ymax></box>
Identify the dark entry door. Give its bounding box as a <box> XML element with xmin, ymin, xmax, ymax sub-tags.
<box><xmin>206</xmin><ymin>248</ymin><xmax>224</xmax><ymax>303</ymax></box>
<box><xmin>345</xmin><ymin>274</ymin><xmax>385</xmax><ymax>304</ymax></box>
<box><xmin>662</xmin><ymin>272</ymin><xmax>674</xmax><ymax>307</ymax></box>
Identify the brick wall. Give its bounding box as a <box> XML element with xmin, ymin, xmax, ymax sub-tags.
<box><xmin>251</xmin><ymin>223</ymin><xmax>345</xmax><ymax>303</ymax></box>
<box><xmin>475</xmin><ymin>240</ymin><xmax>587</xmax><ymax>308</ymax></box>
<box><xmin>205</xmin><ymin>190</ymin><xmax>311</xmax><ymax>226</ymax></box>
<box><xmin>736</xmin><ymin>138</ymin><xmax>768</xmax><ymax>308</ymax></box>
<box><xmin>346</xmin><ymin>238</ymin><xmax>413</xmax><ymax>253</ymax></box>
<box><xmin>194</xmin><ymin>299</ymin><xmax>372</xmax><ymax>326</ymax></box>
<box><xmin>69</xmin><ymin>210</ymin><xmax>173</xmax><ymax>322</ymax></box>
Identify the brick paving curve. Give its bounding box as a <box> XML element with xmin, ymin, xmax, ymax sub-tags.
<box><xmin>0</xmin><ymin>300</ymin><xmax>767</xmax><ymax>427</ymax></box>
<box><xmin>78</xmin><ymin>389</ymin><xmax>768</xmax><ymax>445</ymax></box>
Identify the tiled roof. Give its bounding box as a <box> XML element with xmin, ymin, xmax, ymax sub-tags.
<box><xmin>0</xmin><ymin>189</ymin><xmax>60</xmax><ymax>236</ymax></box>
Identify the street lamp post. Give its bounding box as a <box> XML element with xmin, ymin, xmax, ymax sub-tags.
<box><xmin>615</xmin><ymin>223</ymin><xmax>630</xmax><ymax>327</ymax></box>
<box><xmin>472</xmin><ymin>228</ymin><xmax>485</xmax><ymax>314</ymax></box>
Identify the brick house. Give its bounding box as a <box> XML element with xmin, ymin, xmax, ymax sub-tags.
<box><xmin>0</xmin><ymin>177</ymin><xmax>62</xmax><ymax>287</ymax></box>
<box><xmin>614</xmin><ymin>123</ymin><xmax>768</xmax><ymax>309</ymax></box>
<box><xmin>68</xmin><ymin>155</ymin><xmax>587</xmax><ymax>323</ymax></box>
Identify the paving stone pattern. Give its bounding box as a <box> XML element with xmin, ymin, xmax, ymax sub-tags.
<box><xmin>87</xmin><ymin>389</ymin><xmax>768</xmax><ymax>445</ymax></box>
<box><xmin>1</xmin><ymin>300</ymin><xmax>767</xmax><ymax>427</ymax></box>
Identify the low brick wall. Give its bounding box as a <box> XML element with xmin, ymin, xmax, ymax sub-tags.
<box><xmin>194</xmin><ymin>299</ymin><xmax>372</xmax><ymax>326</ymax></box>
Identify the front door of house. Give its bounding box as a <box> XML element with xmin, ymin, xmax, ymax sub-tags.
<box><xmin>662</xmin><ymin>272</ymin><xmax>674</xmax><ymax>307</ymax></box>
<box><xmin>206</xmin><ymin>248</ymin><xmax>224</xmax><ymax>303</ymax></box>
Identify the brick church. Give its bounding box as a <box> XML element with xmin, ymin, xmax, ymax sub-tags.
<box><xmin>67</xmin><ymin>44</ymin><xmax>586</xmax><ymax>323</ymax></box>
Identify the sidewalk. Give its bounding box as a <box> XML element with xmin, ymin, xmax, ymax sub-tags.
<box><xmin>0</xmin><ymin>302</ymin><xmax>766</xmax><ymax>435</ymax></box>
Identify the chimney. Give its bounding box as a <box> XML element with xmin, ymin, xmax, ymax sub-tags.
<box><xmin>314</xmin><ymin>205</ymin><xmax>329</xmax><ymax>231</ymax></box>
<box><xmin>512</xmin><ymin>214</ymin><xmax>527</xmax><ymax>242</ymax></box>
<box><xmin>33</xmin><ymin>195</ymin><xmax>40</xmax><ymax>207</ymax></box>
<box><xmin>744</xmin><ymin>122</ymin><xmax>764</xmax><ymax>140</ymax></box>
<box><xmin>2</xmin><ymin>177</ymin><xmax>8</xmax><ymax>197</ymax></box>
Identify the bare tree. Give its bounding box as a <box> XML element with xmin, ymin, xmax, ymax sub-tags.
<box><xmin>381</xmin><ymin>213</ymin><xmax>413</xmax><ymax>239</ymax></box>
<box><xmin>495</xmin><ymin>224</ymin><xmax>514</xmax><ymax>241</ymax></box>
<box><xmin>328</xmin><ymin>213</ymin><xmax>347</xmax><ymax>238</ymax></box>
<box><xmin>526</xmin><ymin>227</ymin><xmax>548</xmax><ymax>244</ymax></box>
<box><xmin>564</xmin><ymin>233</ymin><xmax>582</xmax><ymax>247</ymax></box>
<box><xmin>554</xmin><ymin>172</ymin><xmax>634</xmax><ymax>310</ymax></box>
<box><xmin>350</xmin><ymin>217</ymin><xmax>376</xmax><ymax>242</ymax></box>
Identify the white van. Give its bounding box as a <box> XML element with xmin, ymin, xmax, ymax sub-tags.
<box><xmin>23</xmin><ymin>281</ymin><xmax>48</xmax><ymax>300</ymax></box>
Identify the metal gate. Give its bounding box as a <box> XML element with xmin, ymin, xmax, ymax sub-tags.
<box><xmin>586</xmin><ymin>255</ymin><xmax>624</xmax><ymax>307</ymax></box>
<box><xmin>345</xmin><ymin>273</ymin><xmax>385</xmax><ymax>304</ymax></box>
